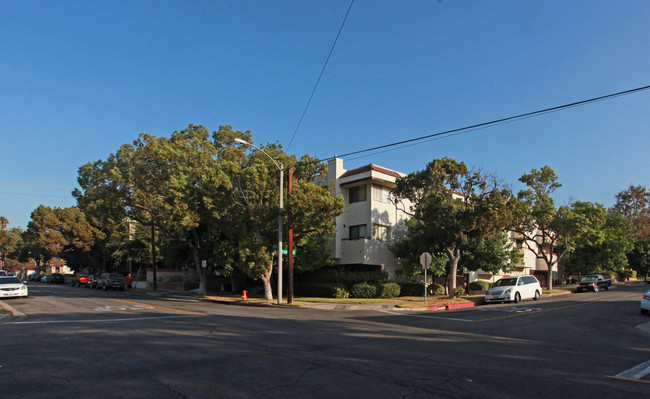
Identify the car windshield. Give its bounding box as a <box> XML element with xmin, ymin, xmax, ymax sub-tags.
<box><xmin>493</xmin><ymin>277</ymin><xmax>518</xmax><ymax>287</ymax></box>
<box><xmin>582</xmin><ymin>276</ymin><xmax>597</xmax><ymax>281</ymax></box>
<box><xmin>0</xmin><ymin>277</ymin><xmax>22</xmax><ymax>284</ymax></box>
<box><xmin>108</xmin><ymin>274</ymin><xmax>124</xmax><ymax>279</ymax></box>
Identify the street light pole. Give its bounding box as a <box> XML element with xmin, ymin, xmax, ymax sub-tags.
<box><xmin>234</xmin><ymin>138</ymin><xmax>284</xmax><ymax>304</ymax></box>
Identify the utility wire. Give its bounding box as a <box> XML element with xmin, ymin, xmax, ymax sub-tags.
<box><xmin>287</xmin><ymin>0</ymin><xmax>355</xmax><ymax>150</ymax></box>
<box><xmin>317</xmin><ymin>84</ymin><xmax>650</xmax><ymax>163</ymax></box>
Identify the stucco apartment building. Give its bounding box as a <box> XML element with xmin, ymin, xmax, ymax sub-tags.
<box><xmin>326</xmin><ymin>158</ymin><xmax>557</xmax><ymax>287</ymax></box>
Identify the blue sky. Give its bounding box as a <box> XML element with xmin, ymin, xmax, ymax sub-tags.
<box><xmin>2</xmin><ymin>0</ymin><xmax>650</xmax><ymax>230</ymax></box>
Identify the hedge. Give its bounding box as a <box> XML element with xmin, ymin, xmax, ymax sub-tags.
<box><xmin>350</xmin><ymin>283</ymin><xmax>377</xmax><ymax>298</ymax></box>
<box><xmin>469</xmin><ymin>280</ymin><xmax>490</xmax><ymax>291</ymax></box>
<box><xmin>376</xmin><ymin>282</ymin><xmax>401</xmax><ymax>298</ymax></box>
<box><xmin>295</xmin><ymin>283</ymin><xmax>350</xmax><ymax>299</ymax></box>
<box><xmin>400</xmin><ymin>283</ymin><xmax>424</xmax><ymax>297</ymax></box>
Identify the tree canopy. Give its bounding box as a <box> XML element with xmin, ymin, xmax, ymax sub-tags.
<box><xmin>392</xmin><ymin>157</ymin><xmax>516</xmax><ymax>298</ymax></box>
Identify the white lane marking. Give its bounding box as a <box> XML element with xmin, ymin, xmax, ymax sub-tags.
<box><xmin>479</xmin><ymin>306</ymin><xmax>542</xmax><ymax>313</ymax></box>
<box><xmin>378</xmin><ymin>309</ymin><xmax>473</xmax><ymax>322</ymax></box>
<box><xmin>7</xmin><ymin>314</ymin><xmax>206</xmax><ymax>325</ymax></box>
<box><xmin>615</xmin><ymin>360</ymin><xmax>650</xmax><ymax>380</ymax></box>
<box><xmin>94</xmin><ymin>304</ymin><xmax>154</xmax><ymax>312</ymax></box>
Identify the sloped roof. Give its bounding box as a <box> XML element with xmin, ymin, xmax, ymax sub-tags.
<box><xmin>339</xmin><ymin>164</ymin><xmax>402</xmax><ymax>179</ymax></box>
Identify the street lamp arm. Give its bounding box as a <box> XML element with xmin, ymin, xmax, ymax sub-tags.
<box><xmin>234</xmin><ymin>138</ymin><xmax>282</xmax><ymax>171</ymax></box>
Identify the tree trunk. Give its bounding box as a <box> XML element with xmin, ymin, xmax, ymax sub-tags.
<box><xmin>447</xmin><ymin>248</ymin><xmax>461</xmax><ymax>298</ymax></box>
<box><xmin>260</xmin><ymin>262</ymin><xmax>274</xmax><ymax>300</ymax></box>
<box><xmin>547</xmin><ymin>265</ymin><xmax>554</xmax><ymax>291</ymax></box>
<box><xmin>188</xmin><ymin>243</ymin><xmax>207</xmax><ymax>296</ymax></box>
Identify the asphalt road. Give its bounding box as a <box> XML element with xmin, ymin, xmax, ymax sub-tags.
<box><xmin>1</xmin><ymin>282</ymin><xmax>649</xmax><ymax>398</ymax></box>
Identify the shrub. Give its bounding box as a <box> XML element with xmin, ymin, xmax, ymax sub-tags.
<box><xmin>400</xmin><ymin>283</ymin><xmax>424</xmax><ymax>297</ymax></box>
<box><xmin>454</xmin><ymin>286</ymin><xmax>466</xmax><ymax>297</ymax></box>
<box><xmin>295</xmin><ymin>283</ymin><xmax>349</xmax><ymax>298</ymax></box>
<box><xmin>430</xmin><ymin>284</ymin><xmax>446</xmax><ymax>296</ymax></box>
<box><xmin>469</xmin><ymin>280</ymin><xmax>490</xmax><ymax>291</ymax></box>
<box><xmin>376</xmin><ymin>282</ymin><xmax>401</xmax><ymax>298</ymax></box>
<box><xmin>351</xmin><ymin>283</ymin><xmax>377</xmax><ymax>298</ymax></box>
<box><xmin>333</xmin><ymin>286</ymin><xmax>350</xmax><ymax>299</ymax></box>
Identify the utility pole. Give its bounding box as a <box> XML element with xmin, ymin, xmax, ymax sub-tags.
<box><xmin>287</xmin><ymin>166</ymin><xmax>294</xmax><ymax>304</ymax></box>
<box><xmin>151</xmin><ymin>223</ymin><xmax>157</xmax><ymax>291</ymax></box>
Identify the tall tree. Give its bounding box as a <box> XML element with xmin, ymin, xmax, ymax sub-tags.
<box><xmin>215</xmin><ymin>127</ymin><xmax>344</xmax><ymax>300</ymax></box>
<box><xmin>511</xmin><ymin>166</ymin><xmax>577</xmax><ymax>290</ymax></box>
<box><xmin>613</xmin><ymin>185</ymin><xmax>650</xmax><ymax>240</ymax></box>
<box><xmin>74</xmin><ymin>158</ymin><xmax>130</xmax><ymax>272</ymax></box>
<box><xmin>109</xmin><ymin>125</ymin><xmax>233</xmax><ymax>295</ymax></box>
<box><xmin>392</xmin><ymin>157</ymin><xmax>515</xmax><ymax>298</ymax></box>
<box><xmin>0</xmin><ymin>224</ymin><xmax>23</xmax><ymax>270</ymax></box>
<box><xmin>24</xmin><ymin>206</ymin><xmax>67</xmax><ymax>265</ymax></box>
<box><xmin>612</xmin><ymin>185</ymin><xmax>650</xmax><ymax>279</ymax></box>
<box><xmin>563</xmin><ymin>202</ymin><xmax>634</xmax><ymax>276</ymax></box>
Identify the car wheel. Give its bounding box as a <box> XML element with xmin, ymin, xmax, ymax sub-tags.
<box><xmin>533</xmin><ymin>290</ymin><xmax>541</xmax><ymax>300</ymax></box>
<box><xmin>514</xmin><ymin>292</ymin><xmax>521</xmax><ymax>303</ymax></box>
<box><xmin>642</xmin><ymin>308</ymin><xmax>648</xmax><ymax>315</ymax></box>
<box><xmin>604</xmin><ymin>285</ymin><xmax>609</xmax><ymax>291</ymax></box>
<box><xmin>593</xmin><ymin>285</ymin><xmax>599</xmax><ymax>292</ymax></box>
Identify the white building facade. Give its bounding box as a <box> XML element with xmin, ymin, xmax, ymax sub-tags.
<box><xmin>327</xmin><ymin>159</ymin><xmax>411</xmax><ymax>279</ymax></box>
<box><xmin>327</xmin><ymin>158</ymin><xmax>557</xmax><ymax>286</ymax></box>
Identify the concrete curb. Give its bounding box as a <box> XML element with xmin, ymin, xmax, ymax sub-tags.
<box><xmin>0</xmin><ymin>300</ymin><xmax>26</xmax><ymax>323</ymax></box>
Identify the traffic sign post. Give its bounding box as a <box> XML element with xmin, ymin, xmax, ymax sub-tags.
<box><xmin>420</xmin><ymin>252</ymin><xmax>432</xmax><ymax>305</ymax></box>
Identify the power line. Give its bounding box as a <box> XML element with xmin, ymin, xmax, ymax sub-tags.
<box><xmin>287</xmin><ymin>0</ymin><xmax>355</xmax><ymax>150</ymax></box>
<box><xmin>318</xmin><ymin>84</ymin><xmax>650</xmax><ymax>163</ymax></box>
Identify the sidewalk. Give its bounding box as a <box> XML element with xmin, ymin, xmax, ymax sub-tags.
<box><xmin>0</xmin><ymin>301</ymin><xmax>25</xmax><ymax>323</ymax></box>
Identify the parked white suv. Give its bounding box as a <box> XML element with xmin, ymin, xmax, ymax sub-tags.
<box><xmin>485</xmin><ymin>275</ymin><xmax>542</xmax><ymax>304</ymax></box>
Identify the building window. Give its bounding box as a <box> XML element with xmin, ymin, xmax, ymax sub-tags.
<box><xmin>372</xmin><ymin>185</ymin><xmax>392</xmax><ymax>203</ymax></box>
<box><xmin>373</xmin><ymin>224</ymin><xmax>391</xmax><ymax>241</ymax></box>
<box><xmin>349</xmin><ymin>185</ymin><xmax>367</xmax><ymax>203</ymax></box>
<box><xmin>349</xmin><ymin>224</ymin><xmax>367</xmax><ymax>239</ymax></box>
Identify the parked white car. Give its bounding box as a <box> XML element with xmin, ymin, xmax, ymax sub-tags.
<box><xmin>641</xmin><ymin>290</ymin><xmax>650</xmax><ymax>315</ymax></box>
<box><xmin>0</xmin><ymin>276</ymin><xmax>28</xmax><ymax>298</ymax></box>
<box><xmin>485</xmin><ymin>275</ymin><xmax>542</xmax><ymax>304</ymax></box>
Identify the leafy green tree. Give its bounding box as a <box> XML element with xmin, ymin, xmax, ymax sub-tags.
<box><xmin>613</xmin><ymin>185</ymin><xmax>650</xmax><ymax>240</ymax></box>
<box><xmin>512</xmin><ymin>166</ymin><xmax>577</xmax><ymax>290</ymax></box>
<box><xmin>0</xmin><ymin>216</ymin><xmax>8</xmax><ymax>230</ymax></box>
<box><xmin>107</xmin><ymin>125</ymin><xmax>233</xmax><ymax>295</ymax></box>
<box><xmin>613</xmin><ymin>185</ymin><xmax>650</xmax><ymax>280</ymax></box>
<box><xmin>390</xmin><ymin>217</ymin><xmax>449</xmax><ymax>279</ymax></box>
<box><xmin>392</xmin><ymin>157</ymin><xmax>515</xmax><ymax>298</ymax></box>
<box><xmin>213</xmin><ymin>126</ymin><xmax>343</xmax><ymax>299</ymax></box>
<box><xmin>24</xmin><ymin>206</ymin><xmax>66</xmax><ymax>265</ymax></box>
<box><xmin>564</xmin><ymin>203</ymin><xmax>634</xmax><ymax>276</ymax></box>
<box><xmin>459</xmin><ymin>232</ymin><xmax>520</xmax><ymax>274</ymax></box>
<box><xmin>0</xmin><ymin>221</ymin><xmax>23</xmax><ymax>270</ymax></box>
<box><xmin>23</xmin><ymin>206</ymin><xmax>96</xmax><ymax>272</ymax></box>
<box><xmin>74</xmin><ymin>158</ymin><xmax>130</xmax><ymax>272</ymax></box>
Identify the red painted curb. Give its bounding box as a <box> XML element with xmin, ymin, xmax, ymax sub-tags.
<box><xmin>426</xmin><ymin>302</ymin><xmax>474</xmax><ymax>311</ymax></box>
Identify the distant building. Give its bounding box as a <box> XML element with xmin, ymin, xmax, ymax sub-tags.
<box><xmin>45</xmin><ymin>257</ymin><xmax>73</xmax><ymax>274</ymax></box>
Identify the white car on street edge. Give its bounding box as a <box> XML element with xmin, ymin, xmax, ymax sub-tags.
<box><xmin>641</xmin><ymin>290</ymin><xmax>650</xmax><ymax>315</ymax></box>
<box><xmin>0</xmin><ymin>276</ymin><xmax>28</xmax><ymax>298</ymax></box>
<box><xmin>485</xmin><ymin>275</ymin><xmax>542</xmax><ymax>304</ymax></box>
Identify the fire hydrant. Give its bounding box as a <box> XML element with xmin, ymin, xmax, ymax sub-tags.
<box><xmin>241</xmin><ymin>290</ymin><xmax>247</xmax><ymax>300</ymax></box>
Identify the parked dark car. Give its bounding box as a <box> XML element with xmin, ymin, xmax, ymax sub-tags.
<box><xmin>88</xmin><ymin>274</ymin><xmax>101</xmax><ymax>288</ymax></box>
<box><xmin>71</xmin><ymin>274</ymin><xmax>91</xmax><ymax>287</ymax></box>
<box><xmin>47</xmin><ymin>273</ymin><xmax>65</xmax><ymax>284</ymax></box>
<box><xmin>576</xmin><ymin>275</ymin><xmax>611</xmax><ymax>292</ymax></box>
<box><xmin>97</xmin><ymin>273</ymin><xmax>126</xmax><ymax>291</ymax></box>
